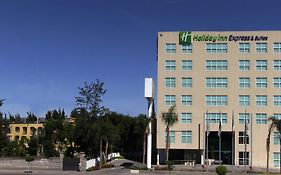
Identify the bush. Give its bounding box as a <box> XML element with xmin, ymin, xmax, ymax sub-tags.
<box><xmin>101</xmin><ymin>164</ymin><xmax>114</xmax><ymax>168</ymax></box>
<box><xmin>165</xmin><ymin>161</ymin><xmax>173</xmax><ymax>170</ymax></box>
<box><xmin>216</xmin><ymin>165</ymin><xmax>227</xmax><ymax>175</ymax></box>
<box><xmin>25</xmin><ymin>154</ymin><xmax>34</xmax><ymax>162</ymax></box>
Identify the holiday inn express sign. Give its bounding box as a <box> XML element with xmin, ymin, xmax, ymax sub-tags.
<box><xmin>179</xmin><ymin>32</ymin><xmax>268</xmax><ymax>45</ymax></box>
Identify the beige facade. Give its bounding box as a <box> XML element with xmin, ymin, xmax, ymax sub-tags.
<box><xmin>157</xmin><ymin>31</ymin><xmax>281</xmax><ymax>168</ymax></box>
<box><xmin>7</xmin><ymin>123</ymin><xmax>43</xmax><ymax>141</ymax></box>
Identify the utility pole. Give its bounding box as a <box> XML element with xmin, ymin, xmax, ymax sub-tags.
<box><xmin>145</xmin><ymin>78</ymin><xmax>154</xmax><ymax>169</ymax></box>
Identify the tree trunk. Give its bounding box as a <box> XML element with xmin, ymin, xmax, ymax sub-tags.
<box><xmin>266</xmin><ymin>138</ymin><xmax>270</xmax><ymax>173</ymax></box>
<box><xmin>105</xmin><ymin>139</ymin><xmax>108</xmax><ymax>162</ymax></box>
<box><xmin>279</xmin><ymin>136</ymin><xmax>281</xmax><ymax>174</ymax></box>
<box><xmin>165</xmin><ymin>127</ymin><xmax>170</xmax><ymax>162</ymax></box>
<box><xmin>143</xmin><ymin>131</ymin><xmax>146</xmax><ymax>164</ymax></box>
<box><xmin>99</xmin><ymin>139</ymin><xmax>102</xmax><ymax>169</ymax></box>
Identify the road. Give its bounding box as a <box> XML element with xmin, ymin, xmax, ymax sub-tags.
<box><xmin>0</xmin><ymin>167</ymin><xmax>266</xmax><ymax>175</ymax></box>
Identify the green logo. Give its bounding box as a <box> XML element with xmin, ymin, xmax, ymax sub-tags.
<box><xmin>179</xmin><ymin>32</ymin><xmax>192</xmax><ymax>45</ymax></box>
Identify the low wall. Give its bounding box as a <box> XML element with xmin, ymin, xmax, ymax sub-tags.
<box><xmin>0</xmin><ymin>158</ymin><xmax>60</xmax><ymax>170</ymax></box>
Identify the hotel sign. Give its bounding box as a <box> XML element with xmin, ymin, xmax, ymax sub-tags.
<box><xmin>179</xmin><ymin>32</ymin><xmax>268</xmax><ymax>45</ymax></box>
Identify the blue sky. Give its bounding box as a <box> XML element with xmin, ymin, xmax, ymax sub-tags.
<box><xmin>0</xmin><ymin>0</ymin><xmax>281</xmax><ymax>117</ymax></box>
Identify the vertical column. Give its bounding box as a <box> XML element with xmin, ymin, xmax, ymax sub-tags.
<box><xmin>147</xmin><ymin>100</ymin><xmax>153</xmax><ymax>169</ymax></box>
<box><xmin>79</xmin><ymin>152</ymin><xmax>86</xmax><ymax>172</ymax></box>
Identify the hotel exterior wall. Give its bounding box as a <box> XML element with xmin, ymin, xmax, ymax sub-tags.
<box><xmin>7</xmin><ymin>123</ymin><xmax>44</xmax><ymax>141</ymax></box>
<box><xmin>157</xmin><ymin>31</ymin><xmax>281</xmax><ymax>168</ymax></box>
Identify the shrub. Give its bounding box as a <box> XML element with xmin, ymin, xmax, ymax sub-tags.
<box><xmin>25</xmin><ymin>154</ymin><xmax>34</xmax><ymax>162</ymax></box>
<box><xmin>216</xmin><ymin>165</ymin><xmax>227</xmax><ymax>175</ymax></box>
<box><xmin>101</xmin><ymin>164</ymin><xmax>114</xmax><ymax>168</ymax></box>
<box><xmin>165</xmin><ymin>161</ymin><xmax>173</xmax><ymax>170</ymax></box>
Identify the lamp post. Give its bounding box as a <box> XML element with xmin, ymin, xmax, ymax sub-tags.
<box><xmin>145</xmin><ymin>78</ymin><xmax>154</xmax><ymax>169</ymax></box>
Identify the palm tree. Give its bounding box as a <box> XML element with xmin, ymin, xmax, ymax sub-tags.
<box><xmin>266</xmin><ymin>122</ymin><xmax>274</xmax><ymax>173</ymax></box>
<box><xmin>161</xmin><ymin>105</ymin><xmax>178</xmax><ymax>162</ymax></box>
<box><xmin>268</xmin><ymin>117</ymin><xmax>281</xmax><ymax>174</ymax></box>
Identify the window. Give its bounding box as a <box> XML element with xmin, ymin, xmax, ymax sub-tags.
<box><xmin>30</xmin><ymin>127</ymin><xmax>36</xmax><ymax>135</ymax></box>
<box><xmin>206</xmin><ymin>77</ymin><xmax>227</xmax><ymax>88</ymax></box>
<box><xmin>274</xmin><ymin>60</ymin><xmax>281</xmax><ymax>70</ymax></box>
<box><xmin>273</xmin><ymin>113</ymin><xmax>281</xmax><ymax>120</ymax></box>
<box><xmin>256</xmin><ymin>95</ymin><xmax>267</xmax><ymax>106</ymax></box>
<box><xmin>206</xmin><ymin>43</ymin><xmax>227</xmax><ymax>53</ymax></box>
<box><xmin>205</xmin><ymin>95</ymin><xmax>227</xmax><ymax>106</ymax></box>
<box><xmin>256</xmin><ymin>77</ymin><xmax>267</xmax><ymax>88</ymax></box>
<box><xmin>23</xmin><ymin>127</ymin><xmax>27</xmax><ymax>134</ymax></box>
<box><xmin>21</xmin><ymin>136</ymin><xmax>27</xmax><ymax>141</ymax></box>
<box><xmin>256</xmin><ymin>60</ymin><xmax>267</xmax><ymax>70</ymax></box>
<box><xmin>256</xmin><ymin>43</ymin><xmax>267</xmax><ymax>53</ymax></box>
<box><xmin>239</xmin><ymin>77</ymin><xmax>250</xmax><ymax>88</ymax></box>
<box><xmin>181</xmin><ymin>95</ymin><xmax>192</xmax><ymax>106</ymax></box>
<box><xmin>181</xmin><ymin>78</ymin><xmax>192</xmax><ymax>88</ymax></box>
<box><xmin>274</xmin><ymin>95</ymin><xmax>281</xmax><ymax>106</ymax></box>
<box><xmin>239</xmin><ymin>60</ymin><xmax>250</xmax><ymax>70</ymax></box>
<box><xmin>239</xmin><ymin>95</ymin><xmax>250</xmax><ymax>106</ymax></box>
<box><xmin>274</xmin><ymin>43</ymin><xmax>281</xmax><ymax>53</ymax></box>
<box><xmin>239</xmin><ymin>131</ymin><xmax>249</xmax><ymax>144</ymax></box>
<box><xmin>206</xmin><ymin>113</ymin><xmax>227</xmax><ymax>124</ymax></box>
<box><xmin>238</xmin><ymin>113</ymin><xmax>250</xmax><ymax>124</ymax></box>
<box><xmin>166</xmin><ymin>43</ymin><xmax>176</xmax><ymax>53</ymax></box>
<box><xmin>239</xmin><ymin>152</ymin><xmax>249</xmax><ymax>165</ymax></box>
<box><xmin>181</xmin><ymin>44</ymin><xmax>192</xmax><ymax>54</ymax></box>
<box><xmin>205</xmin><ymin>60</ymin><xmax>227</xmax><ymax>71</ymax></box>
<box><xmin>182</xmin><ymin>60</ymin><xmax>192</xmax><ymax>71</ymax></box>
<box><xmin>165</xmin><ymin>95</ymin><xmax>175</xmax><ymax>106</ymax></box>
<box><xmin>15</xmin><ymin>127</ymin><xmax>20</xmax><ymax>132</ymax></box>
<box><xmin>274</xmin><ymin>78</ymin><xmax>281</xmax><ymax>88</ymax></box>
<box><xmin>274</xmin><ymin>132</ymin><xmax>280</xmax><ymax>145</ymax></box>
<box><xmin>15</xmin><ymin>136</ymin><xmax>19</xmax><ymax>141</ymax></box>
<box><xmin>165</xmin><ymin>77</ymin><xmax>176</xmax><ymax>88</ymax></box>
<box><xmin>239</xmin><ymin>43</ymin><xmax>250</xmax><ymax>53</ymax></box>
<box><xmin>165</xmin><ymin>60</ymin><xmax>176</xmax><ymax>71</ymax></box>
<box><xmin>181</xmin><ymin>113</ymin><xmax>192</xmax><ymax>123</ymax></box>
<box><xmin>274</xmin><ymin>152</ymin><xmax>281</xmax><ymax>167</ymax></box>
<box><xmin>181</xmin><ymin>131</ymin><xmax>192</xmax><ymax>143</ymax></box>
<box><xmin>165</xmin><ymin>131</ymin><xmax>175</xmax><ymax>143</ymax></box>
<box><xmin>256</xmin><ymin>113</ymin><xmax>267</xmax><ymax>124</ymax></box>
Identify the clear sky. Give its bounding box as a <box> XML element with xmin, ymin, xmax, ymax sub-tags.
<box><xmin>0</xmin><ymin>0</ymin><xmax>281</xmax><ymax>117</ymax></box>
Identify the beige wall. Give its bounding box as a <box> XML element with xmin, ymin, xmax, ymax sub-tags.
<box><xmin>157</xmin><ymin>31</ymin><xmax>281</xmax><ymax>168</ymax></box>
<box><xmin>7</xmin><ymin>123</ymin><xmax>44</xmax><ymax>141</ymax></box>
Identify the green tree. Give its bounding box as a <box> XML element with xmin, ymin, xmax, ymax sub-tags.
<box><xmin>26</xmin><ymin>112</ymin><xmax>37</xmax><ymax>123</ymax></box>
<box><xmin>0</xmin><ymin>100</ymin><xmax>9</xmax><ymax>156</ymax></box>
<box><xmin>28</xmin><ymin>136</ymin><xmax>38</xmax><ymax>156</ymax></box>
<box><xmin>75</xmin><ymin>79</ymin><xmax>108</xmax><ymax>117</ymax></box>
<box><xmin>42</xmin><ymin>109</ymin><xmax>66</xmax><ymax>157</ymax></box>
<box><xmin>63</xmin><ymin>122</ymin><xmax>75</xmax><ymax>157</ymax></box>
<box><xmin>161</xmin><ymin>105</ymin><xmax>178</xmax><ymax>162</ymax></box>
<box><xmin>268</xmin><ymin>117</ymin><xmax>281</xmax><ymax>174</ymax></box>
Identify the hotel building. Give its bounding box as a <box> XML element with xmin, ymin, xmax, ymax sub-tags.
<box><xmin>157</xmin><ymin>31</ymin><xmax>281</xmax><ymax>168</ymax></box>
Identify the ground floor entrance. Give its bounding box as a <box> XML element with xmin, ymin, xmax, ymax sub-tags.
<box><xmin>206</xmin><ymin>131</ymin><xmax>234</xmax><ymax>165</ymax></box>
<box><xmin>157</xmin><ymin>131</ymin><xmax>234</xmax><ymax>165</ymax></box>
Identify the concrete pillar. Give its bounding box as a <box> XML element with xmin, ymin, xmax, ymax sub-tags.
<box><xmin>60</xmin><ymin>153</ymin><xmax>64</xmax><ymax>170</ymax></box>
<box><xmin>79</xmin><ymin>152</ymin><xmax>86</xmax><ymax>172</ymax></box>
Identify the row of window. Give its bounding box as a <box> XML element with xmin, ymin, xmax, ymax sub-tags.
<box><xmin>165</xmin><ymin>42</ymin><xmax>281</xmax><ymax>54</ymax></box>
<box><xmin>165</xmin><ymin>131</ymin><xmax>277</xmax><ymax>166</ymax></box>
<box><xmin>180</xmin><ymin>112</ymin><xmax>276</xmax><ymax>124</ymax></box>
<box><xmin>165</xmin><ymin>60</ymin><xmax>281</xmax><ymax>71</ymax></box>
<box><xmin>238</xmin><ymin>152</ymin><xmax>281</xmax><ymax>167</ymax></box>
<box><xmin>165</xmin><ymin>95</ymin><xmax>281</xmax><ymax>107</ymax></box>
<box><xmin>166</xmin><ymin>131</ymin><xmax>192</xmax><ymax>144</ymax></box>
<box><xmin>165</xmin><ymin>77</ymin><xmax>281</xmax><ymax>88</ymax></box>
